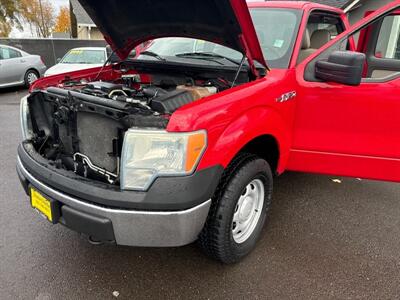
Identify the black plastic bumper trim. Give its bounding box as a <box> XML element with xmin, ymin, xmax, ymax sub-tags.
<box><xmin>60</xmin><ymin>205</ymin><xmax>115</xmax><ymax>242</ymax></box>
<box><xmin>16</xmin><ymin>163</ymin><xmax>29</xmax><ymax>195</ymax></box>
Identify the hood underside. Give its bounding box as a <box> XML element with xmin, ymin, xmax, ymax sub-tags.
<box><xmin>77</xmin><ymin>0</ymin><xmax>266</xmax><ymax>68</ymax></box>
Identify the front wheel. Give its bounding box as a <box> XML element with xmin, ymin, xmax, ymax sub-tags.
<box><xmin>24</xmin><ymin>70</ymin><xmax>39</xmax><ymax>88</ymax></box>
<box><xmin>198</xmin><ymin>153</ymin><xmax>273</xmax><ymax>264</ymax></box>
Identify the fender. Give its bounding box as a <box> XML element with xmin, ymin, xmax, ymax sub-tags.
<box><xmin>167</xmin><ymin>70</ymin><xmax>297</xmax><ymax>173</ymax></box>
<box><xmin>198</xmin><ymin>106</ymin><xmax>291</xmax><ymax>173</ymax></box>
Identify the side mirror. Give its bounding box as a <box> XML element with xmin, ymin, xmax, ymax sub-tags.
<box><xmin>128</xmin><ymin>49</ymin><xmax>137</xmax><ymax>59</ymax></box>
<box><xmin>315</xmin><ymin>51</ymin><xmax>366</xmax><ymax>86</ymax></box>
<box><xmin>56</xmin><ymin>58</ymin><xmax>61</xmax><ymax>63</ymax></box>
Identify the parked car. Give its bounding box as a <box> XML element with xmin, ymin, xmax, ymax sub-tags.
<box><xmin>44</xmin><ymin>47</ymin><xmax>107</xmax><ymax>77</ymax></box>
<box><xmin>0</xmin><ymin>45</ymin><xmax>46</xmax><ymax>88</ymax></box>
<box><xmin>18</xmin><ymin>0</ymin><xmax>400</xmax><ymax>264</ymax></box>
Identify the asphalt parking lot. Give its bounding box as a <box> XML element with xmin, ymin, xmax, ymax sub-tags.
<box><xmin>1</xmin><ymin>87</ymin><xmax>400</xmax><ymax>300</ymax></box>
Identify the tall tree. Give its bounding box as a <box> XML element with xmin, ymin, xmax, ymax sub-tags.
<box><xmin>54</xmin><ymin>6</ymin><xmax>71</xmax><ymax>34</ymax></box>
<box><xmin>20</xmin><ymin>0</ymin><xmax>55</xmax><ymax>38</ymax></box>
<box><xmin>0</xmin><ymin>0</ymin><xmax>21</xmax><ymax>37</ymax></box>
<box><xmin>0</xmin><ymin>22</ymin><xmax>12</xmax><ymax>38</ymax></box>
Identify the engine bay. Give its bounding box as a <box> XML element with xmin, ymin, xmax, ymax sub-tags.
<box><xmin>27</xmin><ymin>62</ymin><xmax>251</xmax><ymax>186</ymax></box>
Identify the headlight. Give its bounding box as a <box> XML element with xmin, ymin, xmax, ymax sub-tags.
<box><xmin>121</xmin><ymin>129</ymin><xmax>207</xmax><ymax>191</ymax></box>
<box><xmin>20</xmin><ymin>96</ymin><xmax>33</xmax><ymax>140</ymax></box>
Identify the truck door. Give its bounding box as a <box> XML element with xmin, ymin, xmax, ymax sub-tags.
<box><xmin>288</xmin><ymin>1</ymin><xmax>400</xmax><ymax>182</ymax></box>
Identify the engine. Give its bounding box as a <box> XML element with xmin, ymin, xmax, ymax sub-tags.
<box><xmin>79</xmin><ymin>79</ymin><xmax>218</xmax><ymax>114</ymax></box>
<box><xmin>27</xmin><ymin>75</ymin><xmax>221</xmax><ymax>185</ymax></box>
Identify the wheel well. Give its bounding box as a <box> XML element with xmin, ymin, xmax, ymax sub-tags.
<box><xmin>239</xmin><ymin>135</ymin><xmax>279</xmax><ymax>174</ymax></box>
<box><xmin>26</xmin><ymin>68</ymin><xmax>39</xmax><ymax>77</ymax></box>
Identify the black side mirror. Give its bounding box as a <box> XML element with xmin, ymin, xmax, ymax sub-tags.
<box><xmin>56</xmin><ymin>58</ymin><xmax>61</xmax><ymax>63</ymax></box>
<box><xmin>315</xmin><ymin>51</ymin><xmax>366</xmax><ymax>86</ymax></box>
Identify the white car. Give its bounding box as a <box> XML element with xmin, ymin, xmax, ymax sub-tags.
<box><xmin>44</xmin><ymin>47</ymin><xmax>107</xmax><ymax>77</ymax></box>
<box><xmin>0</xmin><ymin>45</ymin><xmax>46</xmax><ymax>88</ymax></box>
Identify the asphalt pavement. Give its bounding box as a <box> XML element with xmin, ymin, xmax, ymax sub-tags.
<box><xmin>1</xmin><ymin>87</ymin><xmax>400</xmax><ymax>299</ymax></box>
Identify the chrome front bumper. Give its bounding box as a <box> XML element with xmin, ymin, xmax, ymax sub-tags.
<box><xmin>18</xmin><ymin>158</ymin><xmax>211</xmax><ymax>247</ymax></box>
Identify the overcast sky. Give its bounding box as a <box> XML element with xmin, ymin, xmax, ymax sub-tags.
<box><xmin>53</xmin><ymin>0</ymin><xmax>69</xmax><ymax>11</ymax></box>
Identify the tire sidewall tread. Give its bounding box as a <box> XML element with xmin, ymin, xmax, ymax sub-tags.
<box><xmin>198</xmin><ymin>153</ymin><xmax>273</xmax><ymax>264</ymax></box>
<box><xmin>24</xmin><ymin>70</ymin><xmax>39</xmax><ymax>88</ymax></box>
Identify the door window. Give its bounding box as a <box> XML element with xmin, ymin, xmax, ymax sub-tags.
<box><xmin>364</xmin><ymin>14</ymin><xmax>400</xmax><ymax>80</ymax></box>
<box><xmin>0</xmin><ymin>47</ymin><xmax>22</xmax><ymax>60</ymax></box>
<box><xmin>298</xmin><ymin>12</ymin><xmax>345</xmax><ymax>64</ymax></box>
<box><xmin>375</xmin><ymin>15</ymin><xmax>400</xmax><ymax>59</ymax></box>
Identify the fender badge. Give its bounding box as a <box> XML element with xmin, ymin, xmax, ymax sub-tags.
<box><xmin>276</xmin><ymin>91</ymin><xmax>296</xmax><ymax>103</ymax></box>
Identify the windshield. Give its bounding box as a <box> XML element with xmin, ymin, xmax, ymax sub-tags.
<box><xmin>61</xmin><ymin>49</ymin><xmax>106</xmax><ymax>64</ymax></box>
<box><xmin>145</xmin><ymin>38</ymin><xmax>243</xmax><ymax>61</ymax></box>
<box><xmin>137</xmin><ymin>8</ymin><xmax>301</xmax><ymax>69</ymax></box>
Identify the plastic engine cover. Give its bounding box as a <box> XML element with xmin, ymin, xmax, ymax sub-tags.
<box><xmin>150</xmin><ymin>90</ymin><xmax>195</xmax><ymax>114</ymax></box>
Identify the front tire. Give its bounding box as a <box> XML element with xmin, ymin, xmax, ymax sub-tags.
<box><xmin>198</xmin><ymin>153</ymin><xmax>273</xmax><ymax>264</ymax></box>
<box><xmin>24</xmin><ymin>70</ymin><xmax>39</xmax><ymax>88</ymax></box>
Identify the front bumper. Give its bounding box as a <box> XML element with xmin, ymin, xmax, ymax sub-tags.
<box><xmin>17</xmin><ymin>144</ymin><xmax>222</xmax><ymax>247</ymax></box>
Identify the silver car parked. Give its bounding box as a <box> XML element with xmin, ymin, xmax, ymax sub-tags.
<box><xmin>0</xmin><ymin>45</ymin><xmax>47</xmax><ymax>88</ymax></box>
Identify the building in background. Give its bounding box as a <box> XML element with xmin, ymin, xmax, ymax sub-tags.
<box><xmin>69</xmin><ymin>0</ymin><xmax>103</xmax><ymax>40</ymax></box>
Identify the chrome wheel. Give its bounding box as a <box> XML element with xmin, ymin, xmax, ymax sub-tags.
<box><xmin>27</xmin><ymin>72</ymin><xmax>38</xmax><ymax>85</ymax></box>
<box><xmin>232</xmin><ymin>179</ymin><xmax>265</xmax><ymax>244</ymax></box>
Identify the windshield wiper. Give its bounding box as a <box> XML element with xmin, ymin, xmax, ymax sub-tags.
<box><xmin>175</xmin><ymin>52</ymin><xmax>241</xmax><ymax>66</ymax></box>
<box><xmin>139</xmin><ymin>51</ymin><xmax>166</xmax><ymax>61</ymax></box>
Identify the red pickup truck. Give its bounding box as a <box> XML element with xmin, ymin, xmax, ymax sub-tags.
<box><xmin>18</xmin><ymin>0</ymin><xmax>400</xmax><ymax>263</ymax></box>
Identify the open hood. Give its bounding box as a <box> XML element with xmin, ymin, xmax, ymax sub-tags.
<box><xmin>77</xmin><ymin>0</ymin><xmax>267</xmax><ymax>72</ymax></box>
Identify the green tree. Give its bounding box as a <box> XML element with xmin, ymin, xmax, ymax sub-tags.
<box><xmin>54</xmin><ymin>6</ymin><xmax>70</xmax><ymax>33</ymax></box>
<box><xmin>0</xmin><ymin>0</ymin><xmax>21</xmax><ymax>37</ymax></box>
<box><xmin>20</xmin><ymin>0</ymin><xmax>55</xmax><ymax>38</ymax></box>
